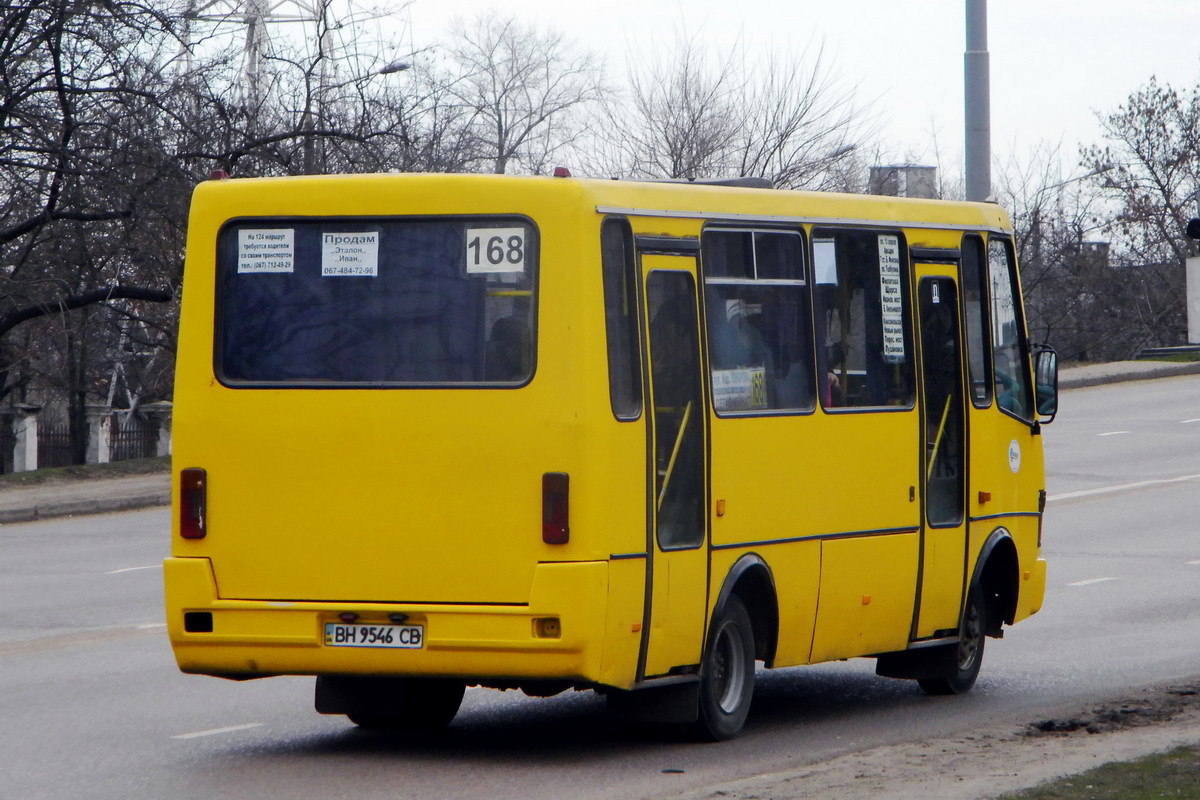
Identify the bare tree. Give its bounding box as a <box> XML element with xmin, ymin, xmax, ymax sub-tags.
<box><xmin>998</xmin><ymin>74</ymin><xmax>1200</xmax><ymax>364</ymax></box>
<box><xmin>994</xmin><ymin>146</ymin><xmax>1113</xmax><ymax>360</ymax></box>
<box><xmin>0</xmin><ymin>1</ymin><xmax>180</xmax><ymax>459</ymax></box>
<box><xmin>1076</xmin><ymin>76</ymin><xmax>1200</xmax><ymax>356</ymax></box>
<box><xmin>443</xmin><ymin>13</ymin><xmax>605</xmax><ymax>174</ymax></box>
<box><xmin>592</xmin><ymin>34</ymin><xmax>866</xmax><ymax>189</ymax></box>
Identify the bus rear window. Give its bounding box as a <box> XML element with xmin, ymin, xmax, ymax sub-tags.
<box><xmin>216</xmin><ymin>218</ymin><xmax>536</xmax><ymax>386</ymax></box>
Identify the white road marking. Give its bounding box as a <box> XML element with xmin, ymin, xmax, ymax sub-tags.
<box><xmin>172</xmin><ymin>723</ymin><xmax>264</xmax><ymax>740</ymax></box>
<box><xmin>107</xmin><ymin>565</ymin><xmax>162</xmax><ymax>575</ymax></box>
<box><xmin>1096</xmin><ymin>430</ymin><xmax>1130</xmax><ymax>437</ymax></box>
<box><xmin>1188</xmin><ymin>560</ymin><xmax>1200</xmax><ymax>566</ymax></box>
<box><xmin>1048</xmin><ymin>473</ymin><xmax>1200</xmax><ymax>502</ymax></box>
<box><xmin>1067</xmin><ymin>577</ymin><xmax>1118</xmax><ymax>587</ymax></box>
<box><xmin>136</xmin><ymin>623</ymin><xmax>167</xmax><ymax>630</ymax></box>
<box><xmin>1182</xmin><ymin>418</ymin><xmax>1200</xmax><ymax>424</ymax></box>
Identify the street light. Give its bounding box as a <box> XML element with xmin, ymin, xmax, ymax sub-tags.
<box><xmin>303</xmin><ymin>59</ymin><xmax>413</xmax><ymax>174</ymax></box>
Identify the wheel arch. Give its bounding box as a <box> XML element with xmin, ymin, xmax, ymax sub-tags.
<box><xmin>712</xmin><ymin>553</ymin><xmax>779</xmax><ymax>667</ymax></box>
<box><xmin>970</xmin><ymin>527</ymin><xmax>1019</xmax><ymax>636</ymax></box>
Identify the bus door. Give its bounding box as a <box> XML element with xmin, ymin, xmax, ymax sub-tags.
<box><xmin>640</xmin><ymin>253</ymin><xmax>710</xmax><ymax>679</ymax></box>
<box><xmin>914</xmin><ymin>266</ymin><xmax>969</xmax><ymax>637</ymax></box>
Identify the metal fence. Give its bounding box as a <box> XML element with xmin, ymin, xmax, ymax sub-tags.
<box><xmin>37</xmin><ymin>422</ymin><xmax>74</xmax><ymax>468</ymax></box>
<box><xmin>111</xmin><ymin>416</ymin><xmax>158</xmax><ymax>462</ymax></box>
<box><xmin>0</xmin><ymin>418</ymin><xmax>13</xmax><ymax>474</ymax></box>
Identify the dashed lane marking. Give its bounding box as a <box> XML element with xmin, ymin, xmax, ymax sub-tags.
<box><xmin>172</xmin><ymin>723</ymin><xmax>265</xmax><ymax>740</ymax></box>
<box><xmin>1048</xmin><ymin>473</ymin><xmax>1200</xmax><ymax>502</ymax></box>
<box><xmin>1067</xmin><ymin>577</ymin><xmax>1118</xmax><ymax>587</ymax></box>
<box><xmin>1182</xmin><ymin>418</ymin><xmax>1200</xmax><ymax>424</ymax></box>
<box><xmin>1096</xmin><ymin>430</ymin><xmax>1130</xmax><ymax>437</ymax></box>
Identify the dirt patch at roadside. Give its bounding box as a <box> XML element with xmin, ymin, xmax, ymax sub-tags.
<box><xmin>1024</xmin><ymin>687</ymin><xmax>1199</xmax><ymax>736</ymax></box>
<box><xmin>667</xmin><ymin>683</ymin><xmax>1200</xmax><ymax>800</ymax></box>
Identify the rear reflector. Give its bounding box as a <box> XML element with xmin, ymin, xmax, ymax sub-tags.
<box><xmin>542</xmin><ymin>472</ymin><xmax>569</xmax><ymax>544</ymax></box>
<box><xmin>184</xmin><ymin>612</ymin><xmax>213</xmax><ymax>632</ymax></box>
<box><xmin>180</xmin><ymin>467</ymin><xmax>207</xmax><ymax>539</ymax></box>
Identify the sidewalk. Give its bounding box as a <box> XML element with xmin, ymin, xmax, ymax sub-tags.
<box><xmin>0</xmin><ymin>473</ymin><xmax>170</xmax><ymax>525</ymax></box>
<box><xmin>1</xmin><ymin>360</ymin><xmax>1197</xmax><ymax>526</ymax></box>
<box><xmin>1057</xmin><ymin>358</ymin><xmax>1200</xmax><ymax>389</ymax></box>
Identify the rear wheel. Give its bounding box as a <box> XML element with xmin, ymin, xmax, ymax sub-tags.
<box><xmin>690</xmin><ymin>596</ymin><xmax>755</xmax><ymax>741</ymax></box>
<box><xmin>918</xmin><ymin>589</ymin><xmax>985</xmax><ymax>696</ymax></box>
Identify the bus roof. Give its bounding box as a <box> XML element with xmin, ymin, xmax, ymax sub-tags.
<box><xmin>193</xmin><ymin>172</ymin><xmax>1014</xmax><ymax>234</ymax></box>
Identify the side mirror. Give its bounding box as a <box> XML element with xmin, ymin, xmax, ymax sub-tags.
<box><xmin>1032</xmin><ymin>344</ymin><xmax>1058</xmax><ymax>423</ymax></box>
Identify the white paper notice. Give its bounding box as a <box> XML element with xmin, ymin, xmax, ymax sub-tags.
<box><xmin>237</xmin><ymin>229</ymin><xmax>294</xmax><ymax>273</ymax></box>
<box><xmin>322</xmin><ymin>232</ymin><xmax>379</xmax><ymax>277</ymax></box>
<box><xmin>712</xmin><ymin>367</ymin><xmax>767</xmax><ymax>411</ymax></box>
<box><xmin>814</xmin><ymin>239</ymin><xmax>837</xmax><ymax>285</ymax></box>
<box><xmin>877</xmin><ymin>234</ymin><xmax>905</xmax><ymax>363</ymax></box>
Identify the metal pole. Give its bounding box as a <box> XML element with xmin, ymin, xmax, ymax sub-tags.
<box><xmin>965</xmin><ymin>0</ymin><xmax>991</xmax><ymax>202</ymax></box>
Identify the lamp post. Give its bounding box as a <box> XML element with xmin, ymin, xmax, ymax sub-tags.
<box><xmin>1181</xmin><ymin>187</ymin><xmax>1200</xmax><ymax>344</ymax></box>
<box><xmin>302</xmin><ymin>60</ymin><xmax>411</xmax><ymax>175</ymax></box>
<box><xmin>965</xmin><ymin>0</ymin><xmax>990</xmax><ymax>202</ymax></box>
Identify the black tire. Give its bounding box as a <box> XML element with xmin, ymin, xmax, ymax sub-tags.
<box><xmin>918</xmin><ymin>589</ymin><xmax>986</xmax><ymax>696</ymax></box>
<box><xmin>690</xmin><ymin>595</ymin><xmax>755</xmax><ymax>741</ymax></box>
<box><xmin>343</xmin><ymin>678</ymin><xmax>466</xmax><ymax>731</ymax></box>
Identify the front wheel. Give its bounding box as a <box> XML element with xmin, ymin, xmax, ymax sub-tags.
<box><xmin>918</xmin><ymin>590</ymin><xmax>985</xmax><ymax>696</ymax></box>
<box><xmin>690</xmin><ymin>596</ymin><xmax>756</xmax><ymax>741</ymax></box>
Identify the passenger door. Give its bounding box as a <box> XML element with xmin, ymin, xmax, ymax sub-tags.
<box><xmin>915</xmin><ymin>267</ymin><xmax>969</xmax><ymax>637</ymax></box>
<box><xmin>640</xmin><ymin>254</ymin><xmax>710</xmax><ymax>678</ymax></box>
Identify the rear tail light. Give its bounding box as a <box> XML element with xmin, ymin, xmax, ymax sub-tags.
<box><xmin>542</xmin><ymin>472</ymin><xmax>569</xmax><ymax>544</ymax></box>
<box><xmin>180</xmin><ymin>468</ymin><xmax>207</xmax><ymax>539</ymax></box>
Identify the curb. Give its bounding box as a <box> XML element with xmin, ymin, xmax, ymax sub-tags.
<box><xmin>0</xmin><ymin>490</ymin><xmax>170</xmax><ymax>525</ymax></box>
<box><xmin>1059</xmin><ymin>360</ymin><xmax>1200</xmax><ymax>390</ymax></box>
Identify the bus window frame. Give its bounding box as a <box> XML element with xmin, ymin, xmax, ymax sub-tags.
<box><xmin>700</xmin><ymin>224</ymin><xmax>817</xmax><ymax>420</ymax></box>
<box><xmin>961</xmin><ymin>233</ymin><xmax>995</xmax><ymax>410</ymax></box>
<box><xmin>211</xmin><ymin>213</ymin><xmax>541</xmax><ymax>391</ymax></box>
<box><xmin>811</xmin><ymin>226</ymin><xmax>917</xmax><ymax>415</ymax></box>
<box><xmin>985</xmin><ymin>234</ymin><xmax>1036</xmax><ymax>425</ymax></box>
<box><xmin>601</xmin><ymin>216</ymin><xmax>644</xmax><ymax>422</ymax></box>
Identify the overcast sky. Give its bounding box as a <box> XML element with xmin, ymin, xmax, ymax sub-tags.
<box><xmin>399</xmin><ymin>0</ymin><xmax>1200</xmax><ymax>178</ymax></box>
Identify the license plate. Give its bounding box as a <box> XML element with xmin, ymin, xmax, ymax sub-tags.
<box><xmin>324</xmin><ymin>622</ymin><xmax>424</xmax><ymax>649</ymax></box>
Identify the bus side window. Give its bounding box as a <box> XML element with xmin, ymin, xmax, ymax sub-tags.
<box><xmin>701</xmin><ymin>229</ymin><xmax>814</xmax><ymax>414</ymax></box>
<box><xmin>812</xmin><ymin>229</ymin><xmax>915</xmax><ymax>409</ymax></box>
<box><xmin>987</xmin><ymin>238</ymin><xmax>1033</xmax><ymax>420</ymax></box>
<box><xmin>962</xmin><ymin>234</ymin><xmax>993</xmax><ymax>407</ymax></box>
<box><xmin>601</xmin><ymin>218</ymin><xmax>642</xmax><ymax>419</ymax></box>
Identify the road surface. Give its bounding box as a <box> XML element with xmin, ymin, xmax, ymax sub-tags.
<box><xmin>1</xmin><ymin>375</ymin><xmax>1197</xmax><ymax>799</ymax></box>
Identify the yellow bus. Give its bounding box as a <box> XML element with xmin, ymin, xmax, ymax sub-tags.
<box><xmin>166</xmin><ymin>172</ymin><xmax>1057</xmax><ymax>740</ymax></box>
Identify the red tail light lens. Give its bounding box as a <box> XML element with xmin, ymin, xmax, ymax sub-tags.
<box><xmin>180</xmin><ymin>468</ymin><xmax>207</xmax><ymax>539</ymax></box>
<box><xmin>542</xmin><ymin>472</ymin><xmax>569</xmax><ymax>544</ymax></box>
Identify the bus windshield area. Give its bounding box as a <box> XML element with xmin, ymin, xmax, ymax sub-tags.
<box><xmin>217</xmin><ymin>218</ymin><xmax>536</xmax><ymax>386</ymax></box>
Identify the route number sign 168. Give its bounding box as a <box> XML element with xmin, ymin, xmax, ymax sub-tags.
<box><xmin>466</xmin><ymin>227</ymin><xmax>525</xmax><ymax>274</ymax></box>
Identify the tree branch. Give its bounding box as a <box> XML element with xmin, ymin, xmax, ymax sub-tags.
<box><xmin>0</xmin><ymin>286</ymin><xmax>173</xmax><ymax>340</ymax></box>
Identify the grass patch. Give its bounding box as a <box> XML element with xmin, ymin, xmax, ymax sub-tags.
<box><xmin>0</xmin><ymin>456</ymin><xmax>170</xmax><ymax>487</ymax></box>
<box><xmin>1138</xmin><ymin>353</ymin><xmax>1200</xmax><ymax>363</ymax></box>
<box><xmin>1002</xmin><ymin>744</ymin><xmax>1200</xmax><ymax>799</ymax></box>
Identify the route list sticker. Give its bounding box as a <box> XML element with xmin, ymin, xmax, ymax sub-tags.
<box><xmin>877</xmin><ymin>234</ymin><xmax>905</xmax><ymax>363</ymax></box>
<box><xmin>237</xmin><ymin>229</ymin><xmax>294</xmax><ymax>273</ymax></box>
<box><xmin>322</xmin><ymin>232</ymin><xmax>379</xmax><ymax>277</ymax></box>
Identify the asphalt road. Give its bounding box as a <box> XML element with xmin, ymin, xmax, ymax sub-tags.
<box><xmin>1</xmin><ymin>375</ymin><xmax>1198</xmax><ymax>800</ymax></box>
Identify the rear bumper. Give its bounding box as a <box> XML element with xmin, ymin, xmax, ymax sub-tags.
<box><xmin>164</xmin><ymin>557</ymin><xmax>609</xmax><ymax>683</ymax></box>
